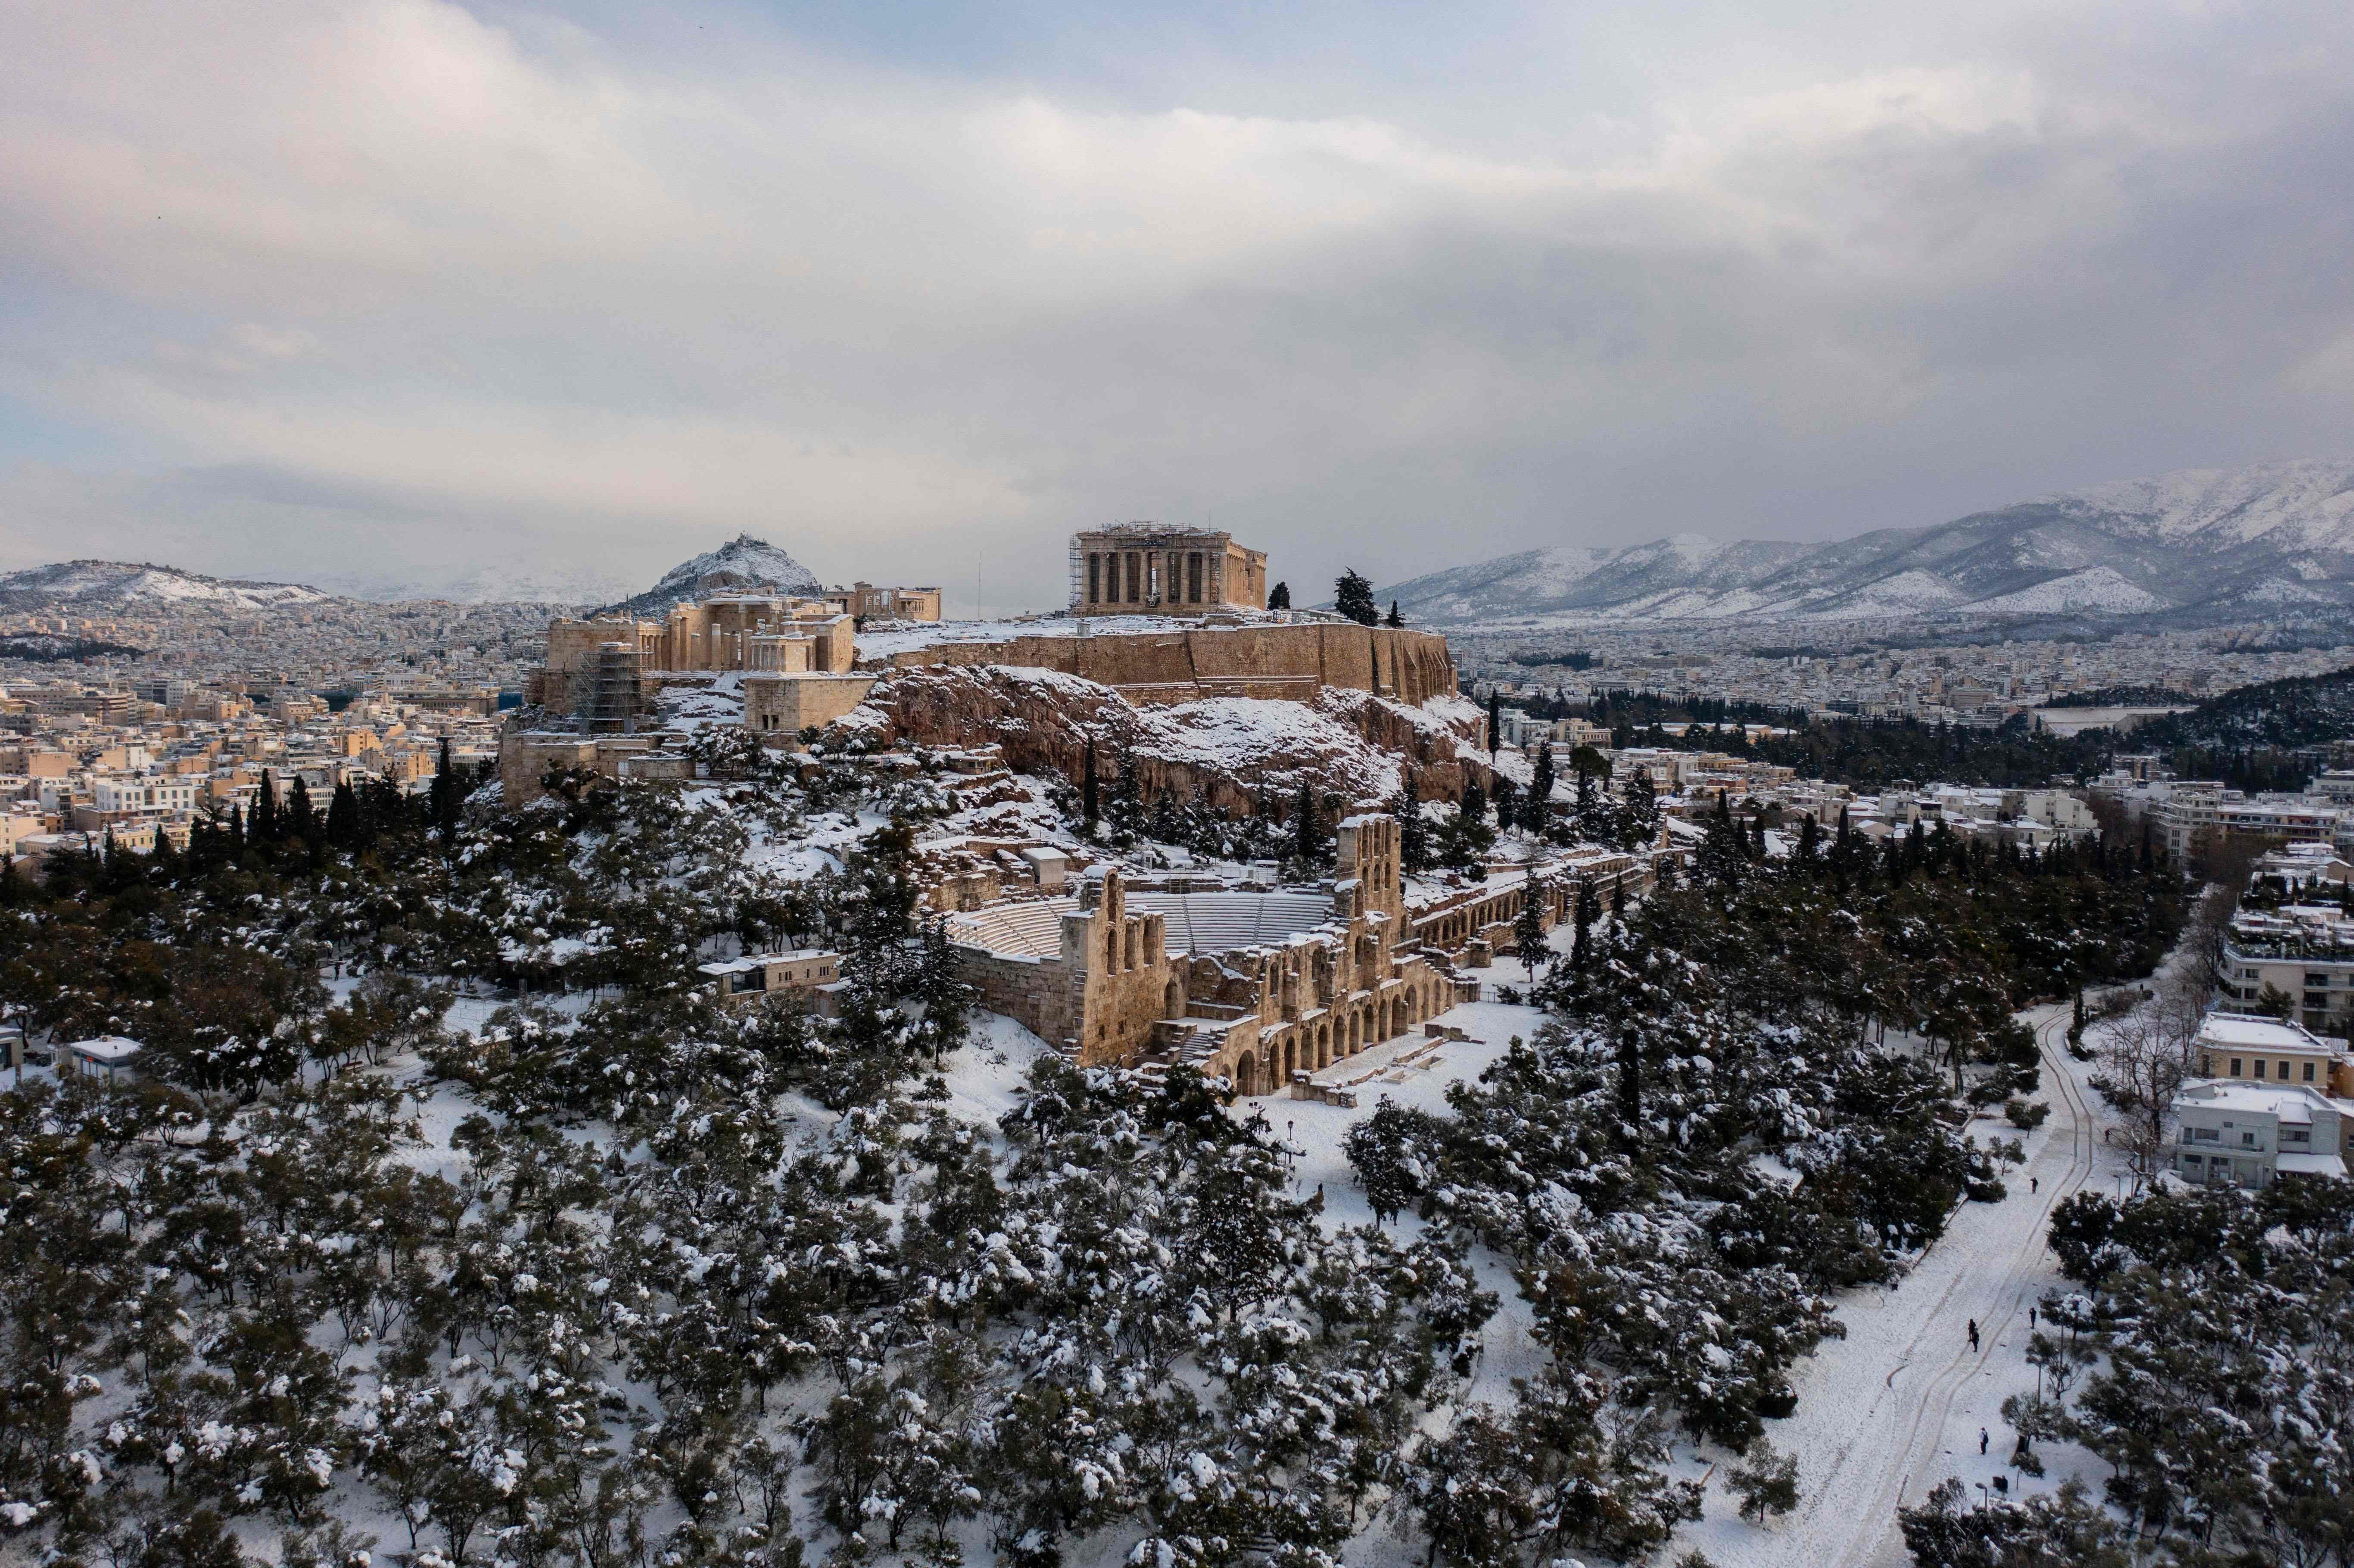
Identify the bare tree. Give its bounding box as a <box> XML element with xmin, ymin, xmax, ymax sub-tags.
<box><xmin>2092</xmin><ymin>998</ymin><xmax>2201</xmax><ymax>1182</ymax></box>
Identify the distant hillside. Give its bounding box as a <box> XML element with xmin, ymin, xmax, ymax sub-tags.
<box><xmin>0</xmin><ymin>632</ymin><xmax>143</xmax><ymax>662</ymax></box>
<box><xmin>1379</xmin><ymin>460</ymin><xmax>2354</xmax><ymax>628</ymax></box>
<box><xmin>600</xmin><ymin>534</ymin><xmax>823</xmax><ymax>617</ymax></box>
<box><xmin>2131</xmin><ymin>663</ymin><xmax>2354</xmax><ymax>757</ymax></box>
<box><xmin>0</xmin><ymin>560</ymin><xmax>330</xmax><ymax>612</ymax></box>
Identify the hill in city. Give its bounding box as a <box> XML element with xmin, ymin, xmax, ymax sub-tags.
<box><xmin>0</xmin><ymin>559</ymin><xmax>332</xmax><ymax>612</ymax></box>
<box><xmin>1379</xmin><ymin>460</ymin><xmax>2354</xmax><ymax>629</ymax></box>
<box><xmin>598</xmin><ymin>533</ymin><xmax>825</xmax><ymax>618</ymax></box>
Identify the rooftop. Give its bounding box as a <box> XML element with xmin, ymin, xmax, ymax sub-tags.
<box><xmin>2196</xmin><ymin>1013</ymin><xmax>2335</xmax><ymax>1051</ymax></box>
<box><xmin>2179</xmin><ymin>1079</ymin><xmax>2351</xmax><ymax>1120</ymax></box>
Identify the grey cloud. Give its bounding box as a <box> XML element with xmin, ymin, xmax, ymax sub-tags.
<box><xmin>1</xmin><ymin>0</ymin><xmax>2351</xmax><ymax>607</ymax></box>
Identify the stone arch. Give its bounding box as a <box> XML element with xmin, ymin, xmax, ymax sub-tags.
<box><xmin>1165</xmin><ymin>972</ymin><xmax>1188</xmax><ymax>1019</ymax></box>
<box><xmin>1235</xmin><ymin>1051</ymin><xmax>1259</xmax><ymax>1097</ymax></box>
<box><xmin>1282</xmin><ymin>1037</ymin><xmax>1297</xmax><ymax>1082</ymax></box>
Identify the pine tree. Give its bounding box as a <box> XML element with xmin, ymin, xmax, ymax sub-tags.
<box><xmin>1491</xmin><ymin>774</ymin><xmax>1516</xmax><ymax>836</ymax></box>
<box><xmin>1334</xmin><ymin>569</ymin><xmax>1379</xmax><ymax>626</ymax></box>
<box><xmin>1486</xmin><ymin>688</ymin><xmax>1503</xmax><ymax>755</ymax></box>
<box><xmin>1728</xmin><ymin>1438</ymin><xmax>1801</xmax><ymax>1524</ymax></box>
<box><xmin>228</xmin><ymin>803</ymin><xmax>246</xmax><ymax>855</ymax></box>
<box><xmin>1267</xmin><ymin>580</ymin><xmax>1291</xmax><ymax>610</ymax></box>
<box><xmin>1385</xmin><ymin>599</ymin><xmax>1404</xmax><ymax>627</ymax></box>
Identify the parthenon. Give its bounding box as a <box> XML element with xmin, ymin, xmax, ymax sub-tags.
<box><xmin>1072</xmin><ymin>525</ymin><xmax>1268</xmax><ymax>614</ymax></box>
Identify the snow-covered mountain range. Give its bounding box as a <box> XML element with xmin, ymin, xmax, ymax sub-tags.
<box><xmin>1379</xmin><ymin>460</ymin><xmax>2354</xmax><ymax>628</ymax></box>
<box><xmin>599</xmin><ymin>534</ymin><xmax>824</xmax><ymax>617</ymax></box>
<box><xmin>0</xmin><ymin>559</ymin><xmax>331</xmax><ymax>611</ymax></box>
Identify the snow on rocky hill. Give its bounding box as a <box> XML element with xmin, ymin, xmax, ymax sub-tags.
<box><xmin>1379</xmin><ymin>459</ymin><xmax>2354</xmax><ymax>628</ymax></box>
<box><xmin>601</xmin><ymin>533</ymin><xmax>823</xmax><ymax>616</ymax></box>
<box><xmin>0</xmin><ymin>559</ymin><xmax>330</xmax><ymax>611</ymax></box>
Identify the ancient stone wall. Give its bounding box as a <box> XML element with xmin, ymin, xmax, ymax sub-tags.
<box><xmin>880</xmin><ymin>624</ymin><xmax>1456</xmax><ymax>706</ymax></box>
<box><xmin>744</xmin><ymin>673</ymin><xmax>879</xmax><ymax>740</ymax></box>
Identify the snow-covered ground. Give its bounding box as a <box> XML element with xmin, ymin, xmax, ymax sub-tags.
<box><xmin>1673</xmin><ymin>1000</ymin><xmax>2130</xmax><ymax>1568</ymax></box>
<box><xmin>1187</xmin><ymin>912</ymin><xmax>2156</xmax><ymax>1568</ymax></box>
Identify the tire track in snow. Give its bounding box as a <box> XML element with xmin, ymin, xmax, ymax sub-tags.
<box><xmin>1703</xmin><ymin>1005</ymin><xmax>2099</xmax><ymax>1568</ymax></box>
<box><xmin>1821</xmin><ymin>1008</ymin><xmax>2097</xmax><ymax>1568</ymax></box>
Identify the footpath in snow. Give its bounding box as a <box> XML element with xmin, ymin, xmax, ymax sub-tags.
<box><xmin>1242</xmin><ymin>955</ymin><xmax>2146</xmax><ymax>1568</ymax></box>
<box><xmin>1672</xmin><ymin>1002</ymin><xmax>2134</xmax><ymax>1568</ymax></box>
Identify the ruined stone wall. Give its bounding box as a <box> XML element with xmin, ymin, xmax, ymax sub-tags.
<box><xmin>881</xmin><ymin>624</ymin><xmax>1456</xmax><ymax>706</ymax></box>
<box><xmin>744</xmin><ymin>673</ymin><xmax>880</xmax><ymax>740</ymax></box>
<box><xmin>958</xmin><ymin>951</ymin><xmax>1069</xmax><ymax>1045</ymax></box>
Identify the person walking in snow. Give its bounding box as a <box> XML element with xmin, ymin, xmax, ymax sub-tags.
<box><xmin>2030</xmin><ymin>1175</ymin><xmax>2038</xmax><ymax>1194</ymax></box>
<box><xmin>1979</xmin><ymin>1428</ymin><xmax>1989</xmax><ymax>1456</ymax></box>
<box><xmin>1968</xmin><ymin>1319</ymin><xmax>1980</xmax><ymax>1353</ymax></box>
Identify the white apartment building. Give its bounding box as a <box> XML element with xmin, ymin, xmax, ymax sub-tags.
<box><xmin>2151</xmin><ymin>784</ymin><xmax>2350</xmax><ymax>862</ymax></box>
<box><xmin>90</xmin><ymin>776</ymin><xmax>200</xmax><ymax>815</ymax></box>
<box><xmin>2170</xmin><ymin>1079</ymin><xmax>2351</xmax><ymax>1188</ymax></box>
<box><xmin>2219</xmin><ymin>909</ymin><xmax>2354</xmax><ymax>1035</ymax></box>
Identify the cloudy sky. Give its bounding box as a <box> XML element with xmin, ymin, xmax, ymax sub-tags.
<box><xmin>4</xmin><ymin>0</ymin><xmax>2352</xmax><ymax>607</ymax></box>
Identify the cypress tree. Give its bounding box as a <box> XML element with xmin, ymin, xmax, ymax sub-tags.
<box><xmin>253</xmin><ymin>769</ymin><xmax>279</xmax><ymax>843</ymax></box>
<box><xmin>228</xmin><ymin>803</ymin><xmax>246</xmax><ymax>855</ymax></box>
<box><xmin>1267</xmin><ymin>581</ymin><xmax>1291</xmax><ymax>610</ymax></box>
<box><xmin>1081</xmin><ymin>739</ymin><xmax>1100</xmax><ymax>836</ymax></box>
<box><xmin>286</xmin><ymin>776</ymin><xmax>317</xmax><ymax>842</ymax></box>
<box><xmin>326</xmin><ymin>780</ymin><xmax>360</xmax><ymax>850</ymax></box>
<box><xmin>1526</xmin><ymin>743</ymin><xmax>1555</xmax><ymax>837</ymax></box>
<box><xmin>1517</xmin><ymin>873</ymin><xmax>1552</xmax><ymax>980</ymax></box>
<box><xmin>1487</xmin><ymin>688</ymin><xmax>1503</xmax><ymax>755</ymax></box>
<box><xmin>1490</xmin><ymin>774</ymin><xmax>1516</xmax><ymax>835</ymax></box>
<box><xmin>1618</xmin><ymin>769</ymin><xmax>1659</xmax><ymax>849</ymax></box>
<box><xmin>1385</xmin><ymin>599</ymin><xmax>1404</xmax><ymax>628</ymax></box>
<box><xmin>432</xmin><ymin>737</ymin><xmax>462</xmax><ymax>845</ymax></box>
<box><xmin>1615</xmin><ymin>1023</ymin><xmax>1642</xmax><ymax>1144</ymax></box>
<box><xmin>1392</xmin><ymin>773</ymin><xmax>1431</xmax><ymax>873</ymax></box>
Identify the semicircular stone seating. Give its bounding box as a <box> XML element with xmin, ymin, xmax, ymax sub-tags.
<box><xmin>1123</xmin><ymin>891</ymin><xmax>1336</xmax><ymax>955</ymax></box>
<box><xmin>947</xmin><ymin>890</ymin><xmax>1336</xmax><ymax>961</ymax></box>
<box><xmin>944</xmin><ymin>898</ymin><xmax>1079</xmax><ymax>958</ymax></box>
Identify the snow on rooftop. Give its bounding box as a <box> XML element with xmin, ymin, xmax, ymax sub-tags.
<box><xmin>2195</xmin><ymin>1013</ymin><xmax>2332</xmax><ymax>1051</ymax></box>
